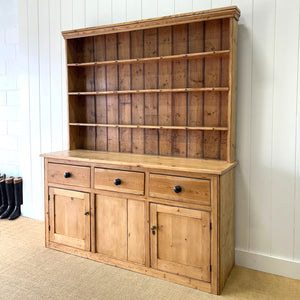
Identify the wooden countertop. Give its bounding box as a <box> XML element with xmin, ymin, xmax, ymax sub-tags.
<box><xmin>41</xmin><ymin>150</ymin><xmax>238</xmax><ymax>175</ymax></box>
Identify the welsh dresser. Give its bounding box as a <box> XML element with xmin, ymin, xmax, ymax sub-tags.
<box><xmin>41</xmin><ymin>6</ymin><xmax>240</xmax><ymax>294</ymax></box>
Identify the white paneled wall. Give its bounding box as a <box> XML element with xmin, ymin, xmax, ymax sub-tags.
<box><xmin>0</xmin><ymin>0</ymin><xmax>21</xmax><ymax>177</ymax></box>
<box><xmin>15</xmin><ymin>0</ymin><xmax>300</xmax><ymax>279</ymax></box>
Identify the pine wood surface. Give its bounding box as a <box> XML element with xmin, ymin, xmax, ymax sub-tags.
<box><xmin>95</xmin><ymin>195</ymin><xmax>146</xmax><ymax>264</ymax></box>
<box><xmin>150</xmin><ymin>204</ymin><xmax>211</xmax><ymax>282</ymax></box>
<box><xmin>68</xmin><ymin>88</ymin><xmax>229</xmax><ymax>95</ymax></box>
<box><xmin>65</xmin><ymin>9</ymin><xmax>238</xmax><ymax>161</ymax></box>
<box><xmin>219</xmin><ymin>169</ymin><xmax>235</xmax><ymax>291</ymax></box>
<box><xmin>43</xmin><ymin>154</ymin><xmax>234</xmax><ymax>294</ymax></box>
<box><xmin>95</xmin><ymin>194</ymin><xmax>128</xmax><ymax>260</ymax></box>
<box><xmin>149</xmin><ymin>173</ymin><xmax>211</xmax><ymax>205</ymax></box>
<box><xmin>47</xmin><ymin>162</ymin><xmax>91</xmax><ymax>188</ymax></box>
<box><xmin>94</xmin><ymin>168</ymin><xmax>145</xmax><ymax>195</ymax></box>
<box><xmin>62</xmin><ymin>6</ymin><xmax>240</xmax><ymax>39</ymax></box>
<box><xmin>67</xmin><ymin>50</ymin><xmax>230</xmax><ymax>67</ymax></box>
<box><xmin>41</xmin><ymin>149</ymin><xmax>237</xmax><ymax>175</ymax></box>
<box><xmin>49</xmin><ymin>188</ymin><xmax>90</xmax><ymax>251</ymax></box>
<box><xmin>42</xmin><ymin>6</ymin><xmax>239</xmax><ymax>295</ymax></box>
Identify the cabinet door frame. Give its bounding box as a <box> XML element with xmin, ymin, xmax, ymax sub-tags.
<box><xmin>94</xmin><ymin>194</ymin><xmax>146</xmax><ymax>265</ymax></box>
<box><xmin>49</xmin><ymin>187</ymin><xmax>91</xmax><ymax>251</ymax></box>
<box><xmin>150</xmin><ymin>203</ymin><xmax>211</xmax><ymax>282</ymax></box>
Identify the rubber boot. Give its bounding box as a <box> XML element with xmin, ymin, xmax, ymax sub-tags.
<box><xmin>0</xmin><ymin>176</ymin><xmax>8</xmax><ymax>215</ymax></box>
<box><xmin>0</xmin><ymin>177</ymin><xmax>14</xmax><ymax>219</ymax></box>
<box><xmin>9</xmin><ymin>177</ymin><xmax>22</xmax><ymax>220</ymax></box>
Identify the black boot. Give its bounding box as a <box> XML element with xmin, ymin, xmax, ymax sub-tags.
<box><xmin>0</xmin><ymin>177</ymin><xmax>14</xmax><ymax>219</ymax></box>
<box><xmin>9</xmin><ymin>177</ymin><xmax>22</xmax><ymax>220</ymax></box>
<box><xmin>0</xmin><ymin>176</ymin><xmax>8</xmax><ymax>215</ymax></box>
<box><xmin>0</xmin><ymin>174</ymin><xmax>4</xmax><ymax>208</ymax></box>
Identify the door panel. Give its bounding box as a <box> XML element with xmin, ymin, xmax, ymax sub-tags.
<box><xmin>150</xmin><ymin>203</ymin><xmax>211</xmax><ymax>282</ymax></box>
<box><xmin>128</xmin><ymin>199</ymin><xmax>145</xmax><ymax>265</ymax></box>
<box><xmin>49</xmin><ymin>188</ymin><xmax>90</xmax><ymax>251</ymax></box>
<box><xmin>95</xmin><ymin>195</ymin><xmax>146</xmax><ymax>264</ymax></box>
<box><xmin>95</xmin><ymin>195</ymin><xmax>127</xmax><ymax>260</ymax></box>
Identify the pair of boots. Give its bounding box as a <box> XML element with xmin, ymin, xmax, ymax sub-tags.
<box><xmin>0</xmin><ymin>176</ymin><xmax>23</xmax><ymax>220</ymax></box>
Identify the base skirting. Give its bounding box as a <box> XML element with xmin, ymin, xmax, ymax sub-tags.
<box><xmin>235</xmin><ymin>249</ymin><xmax>300</xmax><ymax>280</ymax></box>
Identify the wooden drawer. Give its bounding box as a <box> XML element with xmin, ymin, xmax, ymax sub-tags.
<box><xmin>149</xmin><ymin>174</ymin><xmax>210</xmax><ymax>205</ymax></box>
<box><xmin>94</xmin><ymin>168</ymin><xmax>145</xmax><ymax>195</ymax></box>
<box><xmin>48</xmin><ymin>163</ymin><xmax>90</xmax><ymax>188</ymax></box>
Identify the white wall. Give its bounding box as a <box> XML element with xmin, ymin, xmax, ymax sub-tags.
<box><xmin>14</xmin><ymin>0</ymin><xmax>300</xmax><ymax>280</ymax></box>
<box><xmin>0</xmin><ymin>0</ymin><xmax>21</xmax><ymax>177</ymax></box>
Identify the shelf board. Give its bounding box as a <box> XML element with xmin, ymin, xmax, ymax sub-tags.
<box><xmin>69</xmin><ymin>123</ymin><xmax>228</xmax><ymax>131</ymax></box>
<box><xmin>41</xmin><ymin>150</ymin><xmax>238</xmax><ymax>175</ymax></box>
<box><xmin>68</xmin><ymin>87</ymin><xmax>229</xmax><ymax>96</ymax></box>
<box><xmin>67</xmin><ymin>50</ymin><xmax>230</xmax><ymax>67</ymax></box>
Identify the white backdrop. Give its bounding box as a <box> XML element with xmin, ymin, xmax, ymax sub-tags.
<box><xmin>14</xmin><ymin>0</ymin><xmax>300</xmax><ymax>279</ymax></box>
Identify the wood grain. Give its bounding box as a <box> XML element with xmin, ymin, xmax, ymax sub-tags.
<box><xmin>172</xmin><ymin>24</ymin><xmax>187</xmax><ymax>157</ymax></box>
<box><xmin>131</xmin><ymin>30</ymin><xmax>145</xmax><ymax>154</ymax></box>
<box><xmin>219</xmin><ymin>169</ymin><xmax>235</xmax><ymax>291</ymax></box>
<box><xmin>149</xmin><ymin>173</ymin><xmax>210</xmax><ymax>205</ymax></box>
<box><xmin>150</xmin><ymin>204</ymin><xmax>211</xmax><ymax>282</ymax></box>
<box><xmin>128</xmin><ymin>199</ymin><xmax>146</xmax><ymax>265</ymax></box>
<box><xmin>94</xmin><ymin>168</ymin><xmax>145</xmax><ymax>195</ymax></box>
<box><xmin>48</xmin><ymin>163</ymin><xmax>90</xmax><ymax>188</ymax></box>
<box><xmin>95</xmin><ymin>194</ymin><xmax>127</xmax><ymax>260</ymax></box>
<box><xmin>94</xmin><ymin>35</ymin><xmax>108</xmax><ymax>151</ymax></box>
<box><xmin>49</xmin><ymin>188</ymin><xmax>90</xmax><ymax>251</ymax></box>
<box><xmin>118</xmin><ymin>32</ymin><xmax>132</xmax><ymax>153</ymax></box>
<box><xmin>158</xmin><ymin>26</ymin><xmax>172</xmax><ymax>156</ymax></box>
<box><xmin>204</xmin><ymin>19</ymin><xmax>222</xmax><ymax>159</ymax></box>
<box><xmin>106</xmin><ymin>33</ymin><xmax>119</xmax><ymax>152</ymax></box>
<box><xmin>188</xmin><ymin>22</ymin><xmax>204</xmax><ymax>158</ymax></box>
<box><xmin>62</xmin><ymin>6</ymin><xmax>240</xmax><ymax>39</ymax></box>
<box><xmin>144</xmin><ymin>28</ymin><xmax>158</xmax><ymax>155</ymax></box>
<box><xmin>42</xmin><ymin>150</ymin><xmax>237</xmax><ymax>175</ymax></box>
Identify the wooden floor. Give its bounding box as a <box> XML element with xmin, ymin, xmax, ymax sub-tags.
<box><xmin>0</xmin><ymin>216</ymin><xmax>299</xmax><ymax>299</ymax></box>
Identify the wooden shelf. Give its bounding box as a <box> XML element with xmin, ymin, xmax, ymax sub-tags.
<box><xmin>43</xmin><ymin>8</ymin><xmax>240</xmax><ymax>295</ymax></box>
<box><xmin>69</xmin><ymin>123</ymin><xmax>228</xmax><ymax>131</ymax></box>
<box><xmin>67</xmin><ymin>50</ymin><xmax>230</xmax><ymax>67</ymax></box>
<box><xmin>68</xmin><ymin>87</ymin><xmax>229</xmax><ymax>96</ymax></box>
<box><xmin>66</xmin><ymin>10</ymin><xmax>237</xmax><ymax>162</ymax></box>
<box><xmin>41</xmin><ymin>149</ymin><xmax>238</xmax><ymax>175</ymax></box>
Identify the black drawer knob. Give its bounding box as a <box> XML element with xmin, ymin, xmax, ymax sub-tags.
<box><xmin>114</xmin><ymin>178</ymin><xmax>121</xmax><ymax>185</ymax></box>
<box><xmin>174</xmin><ymin>185</ymin><xmax>182</xmax><ymax>193</ymax></box>
<box><xmin>64</xmin><ymin>172</ymin><xmax>71</xmax><ymax>178</ymax></box>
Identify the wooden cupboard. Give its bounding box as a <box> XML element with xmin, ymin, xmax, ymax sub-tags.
<box><xmin>41</xmin><ymin>6</ymin><xmax>240</xmax><ymax>295</ymax></box>
<box><xmin>95</xmin><ymin>194</ymin><xmax>146</xmax><ymax>264</ymax></box>
<box><xmin>150</xmin><ymin>204</ymin><xmax>211</xmax><ymax>282</ymax></box>
<box><xmin>48</xmin><ymin>187</ymin><xmax>90</xmax><ymax>251</ymax></box>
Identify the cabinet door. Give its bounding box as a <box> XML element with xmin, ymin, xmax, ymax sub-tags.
<box><xmin>95</xmin><ymin>194</ymin><xmax>145</xmax><ymax>264</ymax></box>
<box><xmin>150</xmin><ymin>204</ymin><xmax>211</xmax><ymax>282</ymax></box>
<box><xmin>49</xmin><ymin>188</ymin><xmax>90</xmax><ymax>251</ymax></box>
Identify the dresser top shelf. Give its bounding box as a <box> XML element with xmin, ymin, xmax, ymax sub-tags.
<box><xmin>41</xmin><ymin>150</ymin><xmax>237</xmax><ymax>175</ymax></box>
<box><xmin>62</xmin><ymin>6</ymin><xmax>240</xmax><ymax>39</ymax></box>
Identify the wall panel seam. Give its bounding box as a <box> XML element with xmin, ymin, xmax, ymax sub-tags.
<box><xmin>248</xmin><ymin>0</ymin><xmax>254</xmax><ymax>252</ymax></box>
<box><xmin>269</xmin><ymin>0</ymin><xmax>277</xmax><ymax>257</ymax></box>
<box><xmin>293</xmin><ymin>2</ymin><xmax>300</xmax><ymax>260</ymax></box>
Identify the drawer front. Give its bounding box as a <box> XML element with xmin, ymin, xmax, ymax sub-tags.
<box><xmin>94</xmin><ymin>168</ymin><xmax>145</xmax><ymax>195</ymax></box>
<box><xmin>48</xmin><ymin>163</ymin><xmax>91</xmax><ymax>188</ymax></box>
<box><xmin>149</xmin><ymin>174</ymin><xmax>210</xmax><ymax>205</ymax></box>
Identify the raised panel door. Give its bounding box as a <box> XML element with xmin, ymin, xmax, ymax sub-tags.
<box><xmin>49</xmin><ymin>188</ymin><xmax>90</xmax><ymax>251</ymax></box>
<box><xmin>150</xmin><ymin>203</ymin><xmax>211</xmax><ymax>282</ymax></box>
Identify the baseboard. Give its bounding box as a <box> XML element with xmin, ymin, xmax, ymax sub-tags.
<box><xmin>235</xmin><ymin>249</ymin><xmax>300</xmax><ymax>280</ymax></box>
<box><xmin>22</xmin><ymin>205</ymin><xmax>44</xmax><ymax>221</ymax></box>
